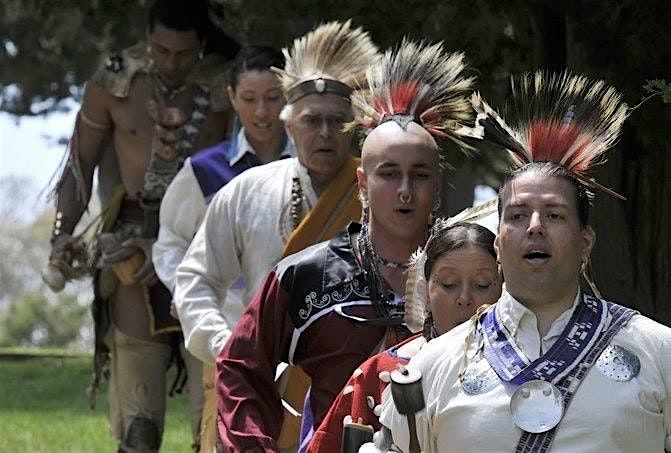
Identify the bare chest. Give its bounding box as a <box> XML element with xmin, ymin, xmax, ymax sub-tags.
<box><xmin>106</xmin><ymin>75</ymin><xmax>200</xmax><ymax>191</ymax></box>
<box><xmin>109</xmin><ymin>75</ymin><xmax>196</xmax><ymax>144</ymax></box>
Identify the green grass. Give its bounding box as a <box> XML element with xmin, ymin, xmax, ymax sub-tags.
<box><xmin>0</xmin><ymin>346</ymin><xmax>90</xmax><ymax>357</ymax></box>
<box><xmin>0</xmin><ymin>352</ymin><xmax>193</xmax><ymax>452</ymax></box>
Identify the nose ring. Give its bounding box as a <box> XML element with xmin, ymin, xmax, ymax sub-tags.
<box><xmin>399</xmin><ymin>193</ymin><xmax>412</xmax><ymax>204</ymax></box>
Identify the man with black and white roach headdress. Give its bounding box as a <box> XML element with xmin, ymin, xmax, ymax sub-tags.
<box><xmin>380</xmin><ymin>71</ymin><xmax>671</xmax><ymax>452</ymax></box>
<box><xmin>214</xmin><ymin>39</ymin><xmax>476</xmax><ymax>451</ymax></box>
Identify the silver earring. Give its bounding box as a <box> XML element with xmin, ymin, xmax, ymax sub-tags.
<box><xmin>359</xmin><ymin>192</ymin><xmax>369</xmax><ymax>209</ymax></box>
<box><xmin>146</xmin><ymin>45</ymin><xmax>154</xmax><ymax>69</ymax></box>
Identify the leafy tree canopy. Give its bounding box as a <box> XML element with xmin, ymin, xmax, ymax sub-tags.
<box><xmin>1</xmin><ymin>0</ymin><xmax>670</xmax><ymax>323</ymax></box>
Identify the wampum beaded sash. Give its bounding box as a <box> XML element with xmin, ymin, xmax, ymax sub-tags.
<box><xmin>481</xmin><ymin>294</ymin><xmax>605</xmax><ymax>386</ymax></box>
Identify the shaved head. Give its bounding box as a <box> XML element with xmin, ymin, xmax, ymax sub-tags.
<box><xmin>357</xmin><ymin>120</ymin><xmax>441</xmax><ymax>245</ymax></box>
<box><xmin>361</xmin><ymin>121</ymin><xmax>439</xmax><ymax>171</ymax></box>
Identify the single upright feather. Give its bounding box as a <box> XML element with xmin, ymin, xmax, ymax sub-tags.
<box><xmin>403</xmin><ymin>247</ymin><xmax>430</xmax><ymax>334</ymax></box>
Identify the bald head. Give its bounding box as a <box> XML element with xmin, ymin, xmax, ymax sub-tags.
<box><xmin>357</xmin><ymin>120</ymin><xmax>442</xmax><ymax>244</ymax></box>
<box><xmin>361</xmin><ymin>121</ymin><xmax>439</xmax><ymax>171</ymax></box>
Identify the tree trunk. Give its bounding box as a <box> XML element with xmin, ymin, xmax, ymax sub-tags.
<box><xmin>522</xmin><ymin>2</ymin><xmax>671</xmax><ymax>325</ymax></box>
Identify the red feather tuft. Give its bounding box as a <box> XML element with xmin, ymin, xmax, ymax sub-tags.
<box><xmin>475</xmin><ymin>72</ymin><xmax>628</xmax><ymax>200</ymax></box>
<box><xmin>391</xmin><ymin>81</ymin><xmax>420</xmax><ymax>114</ymax></box>
<box><xmin>372</xmin><ymin>81</ymin><xmax>426</xmax><ymax>118</ymax></box>
<box><xmin>351</xmin><ymin>40</ymin><xmax>474</xmax><ymax>149</ymax></box>
<box><xmin>371</xmin><ymin>98</ymin><xmax>386</xmax><ymax>116</ymax></box>
<box><xmin>528</xmin><ymin>121</ymin><xmax>592</xmax><ymax>172</ymax></box>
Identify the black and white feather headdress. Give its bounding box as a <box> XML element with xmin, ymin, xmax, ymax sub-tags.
<box><xmin>471</xmin><ymin>70</ymin><xmax>629</xmax><ymax>199</ymax></box>
<box><xmin>274</xmin><ymin>20</ymin><xmax>379</xmax><ymax>104</ymax></box>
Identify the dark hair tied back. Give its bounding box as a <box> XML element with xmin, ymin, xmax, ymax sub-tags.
<box><xmin>498</xmin><ymin>162</ymin><xmax>592</xmax><ymax>227</ymax></box>
<box><xmin>424</xmin><ymin>222</ymin><xmax>496</xmax><ymax>278</ymax></box>
<box><xmin>230</xmin><ymin>46</ymin><xmax>285</xmax><ymax>90</ymax></box>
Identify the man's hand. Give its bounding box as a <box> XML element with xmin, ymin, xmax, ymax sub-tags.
<box><xmin>126</xmin><ymin>238</ymin><xmax>159</xmax><ymax>287</ymax></box>
<box><xmin>46</xmin><ymin>233</ymin><xmax>90</xmax><ymax>292</ymax></box>
<box><xmin>100</xmin><ymin>237</ymin><xmax>158</xmax><ymax>287</ymax></box>
<box><xmin>44</xmin><ymin>233</ymin><xmax>75</xmax><ymax>293</ymax></box>
<box><xmin>50</xmin><ymin>233</ymin><xmax>78</xmax><ymax>261</ymax></box>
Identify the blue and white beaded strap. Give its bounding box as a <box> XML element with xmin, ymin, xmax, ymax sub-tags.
<box><xmin>515</xmin><ymin>302</ymin><xmax>637</xmax><ymax>453</ymax></box>
<box><xmin>481</xmin><ymin>293</ymin><xmax>607</xmax><ymax>385</ymax></box>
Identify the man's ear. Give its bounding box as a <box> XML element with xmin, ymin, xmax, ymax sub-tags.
<box><xmin>283</xmin><ymin>108</ymin><xmax>295</xmax><ymax>142</ymax></box>
<box><xmin>494</xmin><ymin>234</ymin><xmax>501</xmax><ymax>261</ymax></box>
<box><xmin>581</xmin><ymin>225</ymin><xmax>596</xmax><ymax>262</ymax></box>
<box><xmin>227</xmin><ymin>86</ymin><xmax>237</xmax><ymax>112</ymax></box>
<box><xmin>356</xmin><ymin>166</ymin><xmax>367</xmax><ymax>194</ymax></box>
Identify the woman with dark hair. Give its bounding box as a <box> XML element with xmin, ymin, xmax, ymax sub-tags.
<box><xmin>307</xmin><ymin>220</ymin><xmax>502</xmax><ymax>453</ymax></box>
<box><xmin>155</xmin><ymin>44</ymin><xmax>292</xmax><ymax>311</ymax></box>
<box><xmin>225</xmin><ymin>46</ymin><xmax>290</xmax><ymax>166</ymax></box>
<box><xmin>152</xmin><ymin>45</ymin><xmax>293</xmax><ymax>452</ymax></box>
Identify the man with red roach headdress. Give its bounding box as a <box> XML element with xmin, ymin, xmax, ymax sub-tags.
<box><xmin>380</xmin><ymin>72</ymin><xmax>671</xmax><ymax>452</ymax></box>
<box><xmin>215</xmin><ymin>39</ymin><xmax>476</xmax><ymax>452</ymax></box>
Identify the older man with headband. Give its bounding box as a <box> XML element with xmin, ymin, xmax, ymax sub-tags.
<box><xmin>174</xmin><ymin>21</ymin><xmax>374</xmax><ymax>449</ymax></box>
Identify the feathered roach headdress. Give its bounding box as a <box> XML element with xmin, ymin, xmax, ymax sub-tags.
<box><xmin>404</xmin><ymin>199</ymin><xmax>498</xmax><ymax>333</ymax></box>
<box><xmin>274</xmin><ymin>20</ymin><xmax>379</xmax><ymax>104</ymax></box>
<box><xmin>471</xmin><ymin>71</ymin><xmax>629</xmax><ymax>298</ymax></box>
<box><xmin>349</xmin><ymin>38</ymin><xmax>475</xmax><ymax>150</ymax></box>
<box><xmin>471</xmin><ymin>70</ymin><xmax>629</xmax><ymax>199</ymax></box>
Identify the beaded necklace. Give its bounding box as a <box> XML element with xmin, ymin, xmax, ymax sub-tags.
<box><xmin>356</xmin><ymin>222</ymin><xmax>405</xmax><ymax>323</ymax></box>
<box><xmin>140</xmin><ymin>74</ymin><xmax>211</xmax><ymax>236</ymax></box>
<box><xmin>289</xmin><ymin>177</ymin><xmax>304</xmax><ymax>230</ymax></box>
<box><xmin>153</xmin><ymin>73</ymin><xmax>188</xmax><ymax>101</ymax></box>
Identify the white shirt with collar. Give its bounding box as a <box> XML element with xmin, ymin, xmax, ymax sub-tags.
<box><xmin>380</xmin><ymin>289</ymin><xmax>671</xmax><ymax>452</ymax></box>
<box><xmin>153</xmin><ymin>127</ymin><xmax>294</xmax><ymax>293</ymax></box>
<box><xmin>173</xmin><ymin>156</ymin><xmax>317</xmax><ymax>364</ymax></box>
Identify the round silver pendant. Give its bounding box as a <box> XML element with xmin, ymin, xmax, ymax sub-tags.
<box><xmin>461</xmin><ymin>358</ymin><xmax>499</xmax><ymax>395</ymax></box>
<box><xmin>510</xmin><ymin>380</ymin><xmax>564</xmax><ymax>433</ymax></box>
<box><xmin>596</xmin><ymin>344</ymin><xmax>641</xmax><ymax>382</ymax></box>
